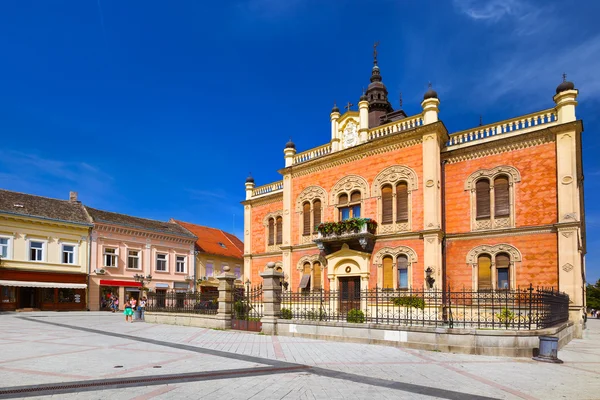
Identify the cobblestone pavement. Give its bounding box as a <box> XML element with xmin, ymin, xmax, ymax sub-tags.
<box><xmin>0</xmin><ymin>313</ymin><xmax>598</xmax><ymax>400</ymax></box>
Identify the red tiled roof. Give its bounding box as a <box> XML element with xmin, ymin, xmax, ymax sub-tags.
<box><xmin>174</xmin><ymin>220</ymin><xmax>243</xmax><ymax>260</ymax></box>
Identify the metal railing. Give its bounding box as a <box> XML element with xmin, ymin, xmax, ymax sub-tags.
<box><xmin>280</xmin><ymin>284</ymin><xmax>569</xmax><ymax>330</ymax></box>
<box><xmin>146</xmin><ymin>290</ymin><xmax>218</xmax><ymax>315</ymax></box>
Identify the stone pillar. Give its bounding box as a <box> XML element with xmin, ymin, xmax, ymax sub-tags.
<box><xmin>245</xmin><ymin>180</ymin><xmax>255</xmax><ymax>200</ymax></box>
<box><xmin>216</xmin><ymin>265</ymin><xmax>236</xmax><ymax>330</ymax></box>
<box><xmin>358</xmin><ymin>99</ymin><xmax>369</xmax><ymax>143</ymax></box>
<box><xmin>421</xmin><ymin>96</ymin><xmax>440</xmax><ymax>125</ymax></box>
<box><xmin>331</xmin><ymin>108</ymin><xmax>341</xmax><ymax>152</ymax></box>
<box><xmin>284</xmin><ymin>146</ymin><xmax>296</xmax><ymax>168</ymax></box>
<box><xmin>259</xmin><ymin>261</ymin><xmax>283</xmax><ymax>335</ymax></box>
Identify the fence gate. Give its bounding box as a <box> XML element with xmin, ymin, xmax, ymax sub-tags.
<box><xmin>232</xmin><ymin>284</ymin><xmax>263</xmax><ymax>332</ymax></box>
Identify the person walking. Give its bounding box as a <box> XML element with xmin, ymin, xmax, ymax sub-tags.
<box><xmin>112</xmin><ymin>296</ymin><xmax>119</xmax><ymax>313</ymax></box>
<box><xmin>124</xmin><ymin>300</ymin><xmax>133</xmax><ymax>323</ymax></box>
<box><xmin>139</xmin><ymin>297</ymin><xmax>147</xmax><ymax>321</ymax></box>
<box><xmin>130</xmin><ymin>297</ymin><xmax>137</xmax><ymax>320</ymax></box>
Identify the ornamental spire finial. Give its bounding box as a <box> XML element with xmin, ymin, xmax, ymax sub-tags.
<box><xmin>373</xmin><ymin>41</ymin><xmax>380</xmax><ymax>66</ymax></box>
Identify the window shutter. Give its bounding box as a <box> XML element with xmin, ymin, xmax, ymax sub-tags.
<box><xmin>276</xmin><ymin>217</ymin><xmax>283</xmax><ymax>244</ymax></box>
<box><xmin>382</xmin><ymin>256</ymin><xmax>393</xmax><ymax>289</ymax></box>
<box><xmin>494</xmin><ymin>176</ymin><xmax>510</xmax><ymax>217</ymax></box>
<box><xmin>381</xmin><ymin>186</ymin><xmax>393</xmax><ymax>224</ymax></box>
<box><xmin>396</xmin><ymin>182</ymin><xmax>408</xmax><ymax>222</ymax></box>
<box><xmin>303</xmin><ymin>202</ymin><xmax>311</xmax><ymax>235</ymax></box>
<box><xmin>338</xmin><ymin>194</ymin><xmax>348</xmax><ymax>205</ymax></box>
<box><xmin>477</xmin><ymin>254</ymin><xmax>492</xmax><ymax>290</ymax></box>
<box><xmin>313</xmin><ymin>262</ymin><xmax>321</xmax><ymax>289</ymax></box>
<box><xmin>303</xmin><ymin>262</ymin><xmax>311</xmax><ymax>275</ymax></box>
<box><xmin>476</xmin><ymin>179</ymin><xmax>491</xmax><ymax>219</ymax></box>
<box><xmin>268</xmin><ymin>218</ymin><xmax>275</xmax><ymax>245</ymax></box>
<box><xmin>313</xmin><ymin>200</ymin><xmax>321</xmax><ymax>231</ymax></box>
<box><xmin>350</xmin><ymin>191</ymin><xmax>361</xmax><ymax>203</ymax></box>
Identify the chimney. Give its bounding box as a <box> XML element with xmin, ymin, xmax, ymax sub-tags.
<box><xmin>69</xmin><ymin>191</ymin><xmax>78</xmax><ymax>203</ymax></box>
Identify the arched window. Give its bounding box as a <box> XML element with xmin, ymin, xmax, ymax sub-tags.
<box><xmin>382</xmin><ymin>256</ymin><xmax>393</xmax><ymax>289</ymax></box>
<box><xmin>476</xmin><ymin>179</ymin><xmax>491</xmax><ymax>220</ymax></box>
<box><xmin>397</xmin><ymin>254</ymin><xmax>408</xmax><ymax>289</ymax></box>
<box><xmin>478</xmin><ymin>254</ymin><xmax>492</xmax><ymax>291</ymax></box>
<box><xmin>300</xmin><ymin>262</ymin><xmax>311</xmax><ymax>292</ymax></box>
<box><xmin>381</xmin><ymin>185</ymin><xmax>393</xmax><ymax>224</ymax></box>
<box><xmin>275</xmin><ymin>217</ymin><xmax>283</xmax><ymax>245</ymax></box>
<box><xmin>396</xmin><ymin>182</ymin><xmax>408</xmax><ymax>222</ymax></box>
<box><xmin>313</xmin><ymin>261</ymin><xmax>321</xmax><ymax>289</ymax></box>
<box><xmin>313</xmin><ymin>200</ymin><xmax>321</xmax><ymax>231</ymax></box>
<box><xmin>268</xmin><ymin>218</ymin><xmax>275</xmax><ymax>246</ymax></box>
<box><xmin>338</xmin><ymin>191</ymin><xmax>362</xmax><ymax>221</ymax></box>
<box><xmin>496</xmin><ymin>253</ymin><xmax>510</xmax><ymax>289</ymax></box>
<box><xmin>494</xmin><ymin>175</ymin><xmax>510</xmax><ymax>218</ymax></box>
<box><xmin>302</xmin><ymin>202</ymin><xmax>311</xmax><ymax>236</ymax></box>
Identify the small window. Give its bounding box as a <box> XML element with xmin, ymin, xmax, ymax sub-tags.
<box><xmin>396</xmin><ymin>182</ymin><xmax>408</xmax><ymax>222</ymax></box>
<box><xmin>382</xmin><ymin>256</ymin><xmax>393</xmax><ymax>289</ymax></box>
<box><xmin>313</xmin><ymin>200</ymin><xmax>322</xmax><ymax>231</ymax></box>
<box><xmin>234</xmin><ymin>265</ymin><xmax>242</xmax><ymax>279</ymax></box>
<box><xmin>156</xmin><ymin>253</ymin><xmax>167</xmax><ymax>272</ymax></box>
<box><xmin>206</xmin><ymin>261</ymin><xmax>214</xmax><ymax>277</ymax></box>
<box><xmin>218</xmin><ymin>242</ymin><xmax>227</xmax><ymax>248</ymax></box>
<box><xmin>0</xmin><ymin>237</ymin><xmax>9</xmax><ymax>259</ymax></box>
<box><xmin>476</xmin><ymin>179</ymin><xmax>491</xmax><ymax>219</ymax></box>
<box><xmin>268</xmin><ymin>218</ymin><xmax>275</xmax><ymax>246</ymax></box>
<box><xmin>313</xmin><ymin>262</ymin><xmax>322</xmax><ymax>290</ymax></box>
<box><xmin>496</xmin><ymin>253</ymin><xmax>510</xmax><ymax>289</ymax></box>
<box><xmin>127</xmin><ymin>250</ymin><xmax>140</xmax><ymax>269</ymax></box>
<box><xmin>30</xmin><ymin>241</ymin><xmax>44</xmax><ymax>261</ymax></box>
<box><xmin>339</xmin><ymin>191</ymin><xmax>361</xmax><ymax>221</ymax></box>
<box><xmin>276</xmin><ymin>217</ymin><xmax>283</xmax><ymax>245</ymax></box>
<box><xmin>176</xmin><ymin>256</ymin><xmax>186</xmax><ymax>273</ymax></box>
<box><xmin>303</xmin><ymin>202</ymin><xmax>311</xmax><ymax>235</ymax></box>
<box><xmin>62</xmin><ymin>244</ymin><xmax>75</xmax><ymax>264</ymax></box>
<box><xmin>397</xmin><ymin>254</ymin><xmax>408</xmax><ymax>289</ymax></box>
<box><xmin>494</xmin><ymin>176</ymin><xmax>510</xmax><ymax>217</ymax></box>
<box><xmin>381</xmin><ymin>185</ymin><xmax>393</xmax><ymax>224</ymax></box>
<box><xmin>478</xmin><ymin>254</ymin><xmax>492</xmax><ymax>291</ymax></box>
<box><xmin>104</xmin><ymin>248</ymin><xmax>117</xmax><ymax>267</ymax></box>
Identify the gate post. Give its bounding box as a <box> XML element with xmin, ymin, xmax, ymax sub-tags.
<box><xmin>259</xmin><ymin>261</ymin><xmax>283</xmax><ymax>335</ymax></box>
<box><xmin>216</xmin><ymin>265</ymin><xmax>236</xmax><ymax>330</ymax></box>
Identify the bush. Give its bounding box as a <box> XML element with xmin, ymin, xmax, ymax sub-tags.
<box><xmin>392</xmin><ymin>296</ymin><xmax>425</xmax><ymax>310</ymax></box>
<box><xmin>496</xmin><ymin>307</ymin><xmax>515</xmax><ymax>328</ymax></box>
<box><xmin>280</xmin><ymin>308</ymin><xmax>293</xmax><ymax>319</ymax></box>
<box><xmin>346</xmin><ymin>309</ymin><xmax>365</xmax><ymax>323</ymax></box>
<box><xmin>306</xmin><ymin>309</ymin><xmax>327</xmax><ymax>321</ymax></box>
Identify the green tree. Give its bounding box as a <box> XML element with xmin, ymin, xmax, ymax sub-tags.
<box><xmin>586</xmin><ymin>279</ymin><xmax>600</xmax><ymax>310</ymax></box>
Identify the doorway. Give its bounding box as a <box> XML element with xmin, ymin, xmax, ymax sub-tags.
<box><xmin>339</xmin><ymin>277</ymin><xmax>361</xmax><ymax>314</ymax></box>
<box><xmin>18</xmin><ymin>287</ymin><xmax>37</xmax><ymax>308</ymax></box>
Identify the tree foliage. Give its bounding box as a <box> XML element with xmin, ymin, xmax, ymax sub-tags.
<box><xmin>586</xmin><ymin>279</ymin><xmax>600</xmax><ymax>310</ymax></box>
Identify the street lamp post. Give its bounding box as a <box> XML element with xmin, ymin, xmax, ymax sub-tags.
<box><xmin>133</xmin><ymin>274</ymin><xmax>153</xmax><ymax>293</ymax></box>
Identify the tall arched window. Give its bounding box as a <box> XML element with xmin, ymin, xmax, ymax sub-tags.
<box><xmin>382</xmin><ymin>256</ymin><xmax>393</xmax><ymax>289</ymax></box>
<box><xmin>397</xmin><ymin>254</ymin><xmax>409</xmax><ymax>289</ymax></box>
<box><xmin>300</xmin><ymin>262</ymin><xmax>311</xmax><ymax>292</ymax></box>
<box><xmin>302</xmin><ymin>202</ymin><xmax>311</xmax><ymax>236</ymax></box>
<box><xmin>268</xmin><ymin>218</ymin><xmax>275</xmax><ymax>246</ymax></box>
<box><xmin>350</xmin><ymin>191</ymin><xmax>361</xmax><ymax>218</ymax></box>
<box><xmin>494</xmin><ymin>175</ymin><xmax>510</xmax><ymax>218</ymax></box>
<box><xmin>476</xmin><ymin>179</ymin><xmax>491</xmax><ymax>220</ymax></box>
<box><xmin>381</xmin><ymin>185</ymin><xmax>393</xmax><ymax>224</ymax></box>
<box><xmin>496</xmin><ymin>253</ymin><xmax>510</xmax><ymax>289</ymax></box>
<box><xmin>478</xmin><ymin>254</ymin><xmax>492</xmax><ymax>291</ymax></box>
<box><xmin>396</xmin><ymin>182</ymin><xmax>408</xmax><ymax>222</ymax></box>
<box><xmin>313</xmin><ymin>200</ymin><xmax>321</xmax><ymax>231</ymax></box>
<box><xmin>313</xmin><ymin>261</ymin><xmax>321</xmax><ymax>289</ymax></box>
<box><xmin>275</xmin><ymin>217</ymin><xmax>283</xmax><ymax>245</ymax></box>
<box><xmin>338</xmin><ymin>192</ymin><xmax>361</xmax><ymax>220</ymax></box>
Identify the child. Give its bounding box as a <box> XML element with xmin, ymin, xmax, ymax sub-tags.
<box><xmin>124</xmin><ymin>300</ymin><xmax>133</xmax><ymax>323</ymax></box>
<box><xmin>112</xmin><ymin>296</ymin><xmax>119</xmax><ymax>313</ymax></box>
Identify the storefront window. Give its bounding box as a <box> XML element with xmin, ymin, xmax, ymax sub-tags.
<box><xmin>100</xmin><ymin>286</ymin><xmax>119</xmax><ymax>310</ymax></box>
<box><xmin>42</xmin><ymin>288</ymin><xmax>55</xmax><ymax>303</ymax></box>
<box><xmin>1</xmin><ymin>287</ymin><xmax>16</xmax><ymax>303</ymax></box>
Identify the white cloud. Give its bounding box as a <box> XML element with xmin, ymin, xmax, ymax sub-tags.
<box><xmin>453</xmin><ymin>0</ymin><xmax>519</xmax><ymax>22</ymax></box>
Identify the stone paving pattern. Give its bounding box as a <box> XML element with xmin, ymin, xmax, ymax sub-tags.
<box><xmin>0</xmin><ymin>312</ymin><xmax>598</xmax><ymax>399</ymax></box>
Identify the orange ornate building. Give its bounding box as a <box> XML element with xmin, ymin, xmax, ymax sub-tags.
<box><xmin>242</xmin><ymin>58</ymin><xmax>586</xmax><ymax>335</ymax></box>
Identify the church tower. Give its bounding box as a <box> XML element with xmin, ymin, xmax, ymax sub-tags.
<box><xmin>365</xmin><ymin>42</ymin><xmax>393</xmax><ymax>128</ymax></box>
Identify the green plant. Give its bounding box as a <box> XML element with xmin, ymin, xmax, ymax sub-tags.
<box><xmin>280</xmin><ymin>308</ymin><xmax>293</xmax><ymax>319</ymax></box>
<box><xmin>316</xmin><ymin>218</ymin><xmax>378</xmax><ymax>236</ymax></box>
<box><xmin>496</xmin><ymin>307</ymin><xmax>515</xmax><ymax>328</ymax></box>
<box><xmin>234</xmin><ymin>300</ymin><xmax>252</xmax><ymax>319</ymax></box>
<box><xmin>392</xmin><ymin>296</ymin><xmax>425</xmax><ymax>310</ymax></box>
<box><xmin>346</xmin><ymin>309</ymin><xmax>365</xmax><ymax>323</ymax></box>
<box><xmin>306</xmin><ymin>308</ymin><xmax>327</xmax><ymax>321</ymax></box>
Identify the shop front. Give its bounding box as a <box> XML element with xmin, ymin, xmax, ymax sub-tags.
<box><xmin>0</xmin><ymin>269</ymin><xmax>87</xmax><ymax>311</ymax></box>
<box><xmin>96</xmin><ymin>279</ymin><xmax>142</xmax><ymax>311</ymax></box>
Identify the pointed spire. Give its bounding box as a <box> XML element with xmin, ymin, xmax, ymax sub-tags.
<box><xmin>399</xmin><ymin>92</ymin><xmax>403</xmax><ymax>109</ymax></box>
<box><xmin>373</xmin><ymin>41</ymin><xmax>380</xmax><ymax>66</ymax></box>
<box><xmin>331</xmin><ymin>101</ymin><xmax>340</xmax><ymax>113</ymax></box>
<box><xmin>556</xmin><ymin>73</ymin><xmax>575</xmax><ymax>94</ymax></box>
<box><xmin>360</xmin><ymin>87</ymin><xmax>367</xmax><ymax>102</ymax></box>
<box><xmin>479</xmin><ymin>115</ymin><xmax>483</xmax><ymax>126</ymax></box>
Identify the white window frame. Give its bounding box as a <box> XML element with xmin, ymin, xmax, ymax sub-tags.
<box><xmin>205</xmin><ymin>260</ymin><xmax>214</xmax><ymax>277</ymax></box>
<box><xmin>176</xmin><ymin>255</ymin><xmax>186</xmax><ymax>273</ymax></box>
<box><xmin>156</xmin><ymin>253</ymin><xmax>168</xmax><ymax>272</ymax></box>
<box><xmin>103</xmin><ymin>247</ymin><xmax>118</xmax><ymax>268</ymax></box>
<box><xmin>0</xmin><ymin>235</ymin><xmax>13</xmax><ymax>260</ymax></box>
<box><xmin>61</xmin><ymin>243</ymin><xmax>78</xmax><ymax>265</ymax></box>
<box><xmin>28</xmin><ymin>239</ymin><xmax>47</xmax><ymax>262</ymax></box>
<box><xmin>127</xmin><ymin>249</ymin><xmax>141</xmax><ymax>270</ymax></box>
<box><xmin>234</xmin><ymin>264</ymin><xmax>241</xmax><ymax>279</ymax></box>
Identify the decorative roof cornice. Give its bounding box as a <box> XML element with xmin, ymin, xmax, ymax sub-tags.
<box><xmin>242</xmin><ymin>193</ymin><xmax>283</xmax><ymax>207</ymax></box>
<box><xmin>0</xmin><ymin>212</ymin><xmax>92</xmax><ymax>229</ymax></box>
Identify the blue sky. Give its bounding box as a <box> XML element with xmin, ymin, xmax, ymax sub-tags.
<box><xmin>1</xmin><ymin>0</ymin><xmax>599</xmax><ymax>283</ymax></box>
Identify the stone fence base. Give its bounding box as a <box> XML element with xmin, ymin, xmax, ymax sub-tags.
<box><xmin>276</xmin><ymin>319</ymin><xmax>575</xmax><ymax>357</ymax></box>
<box><xmin>145</xmin><ymin>312</ymin><xmax>230</xmax><ymax>330</ymax></box>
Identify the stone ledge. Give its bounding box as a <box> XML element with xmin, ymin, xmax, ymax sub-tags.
<box><xmin>145</xmin><ymin>312</ymin><xmax>229</xmax><ymax>330</ymax></box>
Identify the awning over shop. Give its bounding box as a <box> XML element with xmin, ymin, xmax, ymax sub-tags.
<box><xmin>299</xmin><ymin>274</ymin><xmax>311</xmax><ymax>289</ymax></box>
<box><xmin>0</xmin><ymin>280</ymin><xmax>87</xmax><ymax>289</ymax></box>
<box><xmin>99</xmin><ymin>280</ymin><xmax>142</xmax><ymax>287</ymax></box>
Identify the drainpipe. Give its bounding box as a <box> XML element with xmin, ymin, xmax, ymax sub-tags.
<box><xmin>87</xmin><ymin>228</ymin><xmax>92</xmax><ymax>311</ymax></box>
<box><xmin>193</xmin><ymin>248</ymin><xmax>197</xmax><ymax>294</ymax></box>
<box><xmin>441</xmin><ymin>159</ymin><xmax>448</xmax><ymax>322</ymax></box>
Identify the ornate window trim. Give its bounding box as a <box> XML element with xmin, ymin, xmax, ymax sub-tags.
<box><xmin>465</xmin><ymin>166</ymin><xmax>521</xmax><ymax>231</ymax></box>
<box><xmin>466</xmin><ymin>243</ymin><xmax>522</xmax><ymax>291</ymax></box>
<box><xmin>371</xmin><ymin>165</ymin><xmax>418</xmax><ymax>234</ymax></box>
<box><xmin>296</xmin><ymin>186</ymin><xmax>327</xmax><ymax>245</ymax></box>
<box><xmin>330</xmin><ymin>175</ymin><xmax>369</xmax><ymax>222</ymax></box>
<box><xmin>296</xmin><ymin>254</ymin><xmax>326</xmax><ymax>290</ymax></box>
<box><xmin>373</xmin><ymin>246</ymin><xmax>418</xmax><ymax>289</ymax></box>
<box><xmin>262</xmin><ymin>211</ymin><xmax>283</xmax><ymax>252</ymax></box>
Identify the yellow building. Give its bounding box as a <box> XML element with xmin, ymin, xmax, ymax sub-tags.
<box><xmin>0</xmin><ymin>190</ymin><xmax>91</xmax><ymax>311</ymax></box>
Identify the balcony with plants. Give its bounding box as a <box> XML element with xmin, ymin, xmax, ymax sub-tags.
<box><xmin>314</xmin><ymin>218</ymin><xmax>378</xmax><ymax>254</ymax></box>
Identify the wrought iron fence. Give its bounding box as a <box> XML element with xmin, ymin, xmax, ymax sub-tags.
<box><xmin>146</xmin><ymin>290</ymin><xmax>218</xmax><ymax>315</ymax></box>
<box><xmin>232</xmin><ymin>284</ymin><xmax>264</xmax><ymax>331</ymax></box>
<box><xmin>280</xmin><ymin>284</ymin><xmax>569</xmax><ymax>330</ymax></box>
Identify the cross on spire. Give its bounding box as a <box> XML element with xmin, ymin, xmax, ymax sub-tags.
<box><xmin>345</xmin><ymin>102</ymin><xmax>354</xmax><ymax>112</ymax></box>
<box><xmin>373</xmin><ymin>41</ymin><xmax>380</xmax><ymax>66</ymax></box>
<box><xmin>399</xmin><ymin>92</ymin><xmax>403</xmax><ymax>109</ymax></box>
<box><xmin>562</xmin><ymin>73</ymin><xmax>567</xmax><ymax>82</ymax></box>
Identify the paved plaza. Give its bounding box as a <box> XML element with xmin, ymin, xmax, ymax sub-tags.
<box><xmin>0</xmin><ymin>313</ymin><xmax>598</xmax><ymax>399</ymax></box>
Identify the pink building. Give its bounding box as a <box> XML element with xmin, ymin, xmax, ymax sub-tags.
<box><xmin>86</xmin><ymin>207</ymin><xmax>197</xmax><ymax>311</ymax></box>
